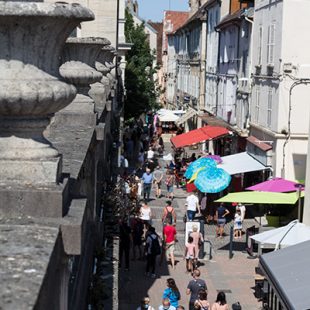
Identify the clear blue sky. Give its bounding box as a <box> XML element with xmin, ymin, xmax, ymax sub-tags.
<box><xmin>137</xmin><ymin>0</ymin><xmax>189</xmax><ymax>22</ymax></box>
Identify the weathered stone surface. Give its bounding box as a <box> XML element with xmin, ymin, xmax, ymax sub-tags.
<box><xmin>0</xmin><ymin>179</ymin><xmax>69</xmax><ymax>218</ymax></box>
<box><xmin>46</xmin><ymin>125</ymin><xmax>94</xmax><ymax>179</ymax></box>
<box><xmin>60</xmin><ymin>198</ymin><xmax>87</xmax><ymax>255</ymax></box>
<box><xmin>0</xmin><ymin>223</ymin><xmax>59</xmax><ymax>310</ymax></box>
<box><xmin>95</xmin><ymin>123</ymin><xmax>106</xmax><ymax>141</ymax></box>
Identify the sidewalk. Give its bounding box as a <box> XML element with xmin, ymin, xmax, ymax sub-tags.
<box><xmin>119</xmin><ymin>188</ymin><xmax>261</xmax><ymax>310</ymax></box>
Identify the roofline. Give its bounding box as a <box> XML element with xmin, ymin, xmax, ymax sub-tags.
<box><xmin>173</xmin><ymin>0</ymin><xmax>220</xmax><ymax>34</ymax></box>
<box><xmin>128</xmin><ymin>9</ymin><xmax>158</xmax><ymax>34</ymax></box>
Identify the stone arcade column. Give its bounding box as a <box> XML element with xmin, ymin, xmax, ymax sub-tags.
<box><xmin>0</xmin><ymin>1</ymin><xmax>94</xmax><ymax>215</ymax></box>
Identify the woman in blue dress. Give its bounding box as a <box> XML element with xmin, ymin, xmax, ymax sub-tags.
<box><xmin>162</xmin><ymin>278</ymin><xmax>181</xmax><ymax>308</ymax></box>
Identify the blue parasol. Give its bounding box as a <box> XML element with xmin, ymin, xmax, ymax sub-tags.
<box><xmin>184</xmin><ymin>157</ymin><xmax>217</xmax><ymax>179</ymax></box>
<box><xmin>194</xmin><ymin>167</ymin><xmax>231</xmax><ymax>193</ymax></box>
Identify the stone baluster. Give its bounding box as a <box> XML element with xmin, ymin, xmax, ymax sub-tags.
<box><xmin>0</xmin><ymin>1</ymin><xmax>94</xmax><ymax>185</ymax></box>
<box><xmin>59</xmin><ymin>37</ymin><xmax>110</xmax><ymax>123</ymax></box>
<box><xmin>89</xmin><ymin>44</ymin><xmax>115</xmax><ymax>113</ymax></box>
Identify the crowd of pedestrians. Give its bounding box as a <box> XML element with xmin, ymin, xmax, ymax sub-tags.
<box><xmin>119</xmin><ymin>118</ymin><xmax>242</xmax><ymax>310</ymax></box>
<box><xmin>136</xmin><ymin>268</ymin><xmax>230</xmax><ymax>310</ymax></box>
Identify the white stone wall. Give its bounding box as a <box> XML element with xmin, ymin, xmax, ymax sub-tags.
<box><xmin>44</xmin><ymin>0</ymin><xmax>119</xmax><ymax>46</ymax></box>
<box><xmin>251</xmin><ymin>0</ymin><xmax>310</xmax><ymax>180</ymax></box>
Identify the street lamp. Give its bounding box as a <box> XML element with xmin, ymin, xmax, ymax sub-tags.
<box><xmin>295</xmin><ymin>183</ymin><xmax>304</xmax><ymax>222</ymax></box>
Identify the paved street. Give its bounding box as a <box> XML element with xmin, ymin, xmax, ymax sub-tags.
<box><xmin>119</xmin><ymin>173</ymin><xmax>262</xmax><ymax>309</ymax></box>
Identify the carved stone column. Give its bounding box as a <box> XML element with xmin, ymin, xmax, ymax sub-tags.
<box><xmin>89</xmin><ymin>44</ymin><xmax>115</xmax><ymax>112</ymax></box>
<box><xmin>59</xmin><ymin>37</ymin><xmax>109</xmax><ymax>125</ymax></box>
<box><xmin>0</xmin><ymin>1</ymin><xmax>94</xmax><ymax>185</ymax></box>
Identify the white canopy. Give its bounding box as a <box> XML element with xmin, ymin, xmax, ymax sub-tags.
<box><xmin>218</xmin><ymin>152</ymin><xmax>267</xmax><ymax>175</ymax></box>
<box><xmin>163</xmin><ymin>153</ymin><xmax>173</xmax><ymax>161</ymax></box>
<box><xmin>251</xmin><ymin>220</ymin><xmax>310</xmax><ymax>249</ymax></box>
<box><xmin>158</xmin><ymin>111</ymin><xmax>180</xmax><ymax>122</ymax></box>
<box><xmin>157</xmin><ymin>109</ymin><xmax>186</xmax><ymax>116</ymax></box>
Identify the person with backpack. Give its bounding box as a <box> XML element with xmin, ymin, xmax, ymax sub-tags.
<box><xmin>165</xmin><ymin>170</ymin><xmax>175</xmax><ymax>200</ymax></box>
<box><xmin>162</xmin><ymin>278</ymin><xmax>181</xmax><ymax>308</ymax></box>
<box><xmin>145</xmin><ymin>226</ymin><xmax>161</xmax><ymax>278</ymax></box>
<box><xmin>162</xmin><ymin>200</ymin><xmax>176</xmax><ymax>226</ymax></box>
<box><xmin>186</xmin><ymin>269</ymin><xmax>207</xmax><ymax>310</ymax></box>
<box><xmin>163</xmin><ymin>221</ymin><xmax>177</xmax><ymax>270</ymax></box>
<box><xmin>194</xmin><ymin>290</ymin><xmax>210</xmax><ymax>310</ymax></box>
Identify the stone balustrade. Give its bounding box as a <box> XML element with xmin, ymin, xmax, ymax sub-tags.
<box><xmin>0</xmin><ymin>1</ymin><xmax>94</xmax><ymax>185</ymax></box>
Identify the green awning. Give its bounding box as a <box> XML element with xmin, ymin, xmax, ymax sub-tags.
<box><xmin>215</xmin><ymin>191</ymin><xmax>305</xmax><ymax>205</ymax></box>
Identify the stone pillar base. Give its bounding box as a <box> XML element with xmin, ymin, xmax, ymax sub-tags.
<box><xmin>0</xmin><ymin>178</ymin><xmax>69</xmax><ymax>218</ymax></box>
<box><xmin>0</xmin><ymin>156</ymin><xmax>62</xmax><ymax>186</ymax></box>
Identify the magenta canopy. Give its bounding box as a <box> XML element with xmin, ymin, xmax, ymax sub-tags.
<box><xmin>203</xmin><ymin>155</ymin><xmax>223</xmax><ymax>164</ymax></box>
<box><xmin>246</xmin><ymin>178</ymin><xmax>304</xmax><ymax>193</ymax></box>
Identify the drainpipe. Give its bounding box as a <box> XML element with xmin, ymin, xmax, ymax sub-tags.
<box><xmin>199</xmin><ymin>10</ymin><xmax>208</xmax><ymax>131</ymax></box>
<box><xmin>244</xmin><ymin>16</ymin><xmax>254</xmax><ymax>131</ymax></box>
<box><xmin>215</xmin><ymin>27</ymin><xmax>221</xmax><ymax>116</ymax></box>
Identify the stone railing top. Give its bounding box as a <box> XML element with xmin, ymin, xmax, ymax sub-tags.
<box><xmin>0</xmin><ymin>1</ymin><xmax>94</xmax><ymax>20</ymax></box>
<box><xmin>66</xmin><ymin>36</ymin><xmax>111</xmax><ymax>46</ymax></box>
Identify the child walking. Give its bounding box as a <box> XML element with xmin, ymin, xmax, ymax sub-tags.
<box><xmin>184</xmin><ymin>236</ymin><xmax>196</xmax><ymax>273</ymax></box>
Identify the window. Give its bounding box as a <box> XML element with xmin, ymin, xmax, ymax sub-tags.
<box><xmin>267</xmin><ymin>24</ymin><xmax>275</xmax><ymax>65</ymax></box>
<box><xmin>255</xmin><ymin>86</ymin><xmax>260</xmax><ymax>123</ymax></box>
<box><xmin>267</xmin><ymin>88</ymin><xmax>273</xmax><ymax>127</ymax></box>
<box><xmin>258</xmin><ymin>26</ymin><xmax>263</xmax><ymax>65</ymax></box>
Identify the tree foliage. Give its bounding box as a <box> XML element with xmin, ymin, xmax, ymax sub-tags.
<box><xmin>124</xmin><ymin>9</ymin><xmax>159</xmax><ymax>119</ymax></box>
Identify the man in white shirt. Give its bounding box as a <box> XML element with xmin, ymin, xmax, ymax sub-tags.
<box><xmin>147</xmin><ymin>147</ymin><xmax>154</xmax><ymax>160</ymax></box>
<box><xmin>186</xmin><ymin>192</ymin><xmax>200</xmax><ymax>221</ymax></box>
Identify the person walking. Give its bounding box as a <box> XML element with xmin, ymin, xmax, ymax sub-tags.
<box><xmin>145</xmin><ymin>226</ymin><xmax>161</xmax><ymax>278</ymax></box>
<box><xmin>136</xmin><ymin>297</ymin><xmax>155</xmax><ymax>310</ymax></box>
<box><xmin>186</xmin><ymin>192</ymin><xmax>200</xmax><ymax>221</ymax></box>
<box><xmin>153</xmin><ymin>166</ymin><xmax>163</xmax><ymax>198</ymax></box>
<box><xmin>184</xmin><ymin>236</ymin><xmax>196</xmax><ymax>273</ymax></box>
<box><xmin>147</xmin><ymin>147</ymin><xmax>155</xmax><ymax>161</ymax></box>
<box><xmin>165</xmin><ymin>170</ymin><xmax>175</xmax><ymax>200</ymax></box>
<box><xmin>211</xmin><ymin>291</ymin><xmax>229</xmax><ymax>310</ymax></box>
<box><xmin>190</xmin><ymin>224</ymin><xmax>203</xmax><ymax>264</ymax></box>
<box><xmin>162</xmin><ymin>200</ymin><xmax>177</xmax><ymax>226</ymax></box>
<box><xmin>186</xmin><ymin>269</ymin><xmax>207</xmax><ymax>310</ymax></box>
<box><xmin>233</xmin><ymin>208</ymin><xmax>242</xmax><ymax>239</ymax></box>
<box><xmin>194</xmin><ymin>290</ymin><xmax>210</xmax><ymax>310</ymax></box>
<box><xmin>158</xmin><ymin>298</ymin><xmax>176</xmax><ymax>310</ymax></box>
<box><xmin>162</xmin><ymin>278</ymin><xmax>181</xmax><ymax>308</ymax></box>
<box><xmin>139</xmin><ymin>201</ymin><xmax>152</xmax><ymax>229</ymax></box>
<box><xmin>119</xmin><ymin>220</ymin><xmax>132</xmax><ymax>271</ymax></box>
<box><xmin>142</xmin><ymin>168</ymin><xmax>153</xmax><ymax>201</ymax></box>
<box><xmin>215</xmin><ymin>204</ymin><xmax>230</xmax><ymax>238</ymax></box>
<box><xmin>238</xmin><ymin>202</ymin><xmax>246</xmax><ymax>222</ymax></box>
<box><xmin>163</xmin><ymin>221</ymin><xmax>177</xmax><ymax>269</ymax></box>
<box><xmin>131</xmin><ymin>216</ymin><xmax>144</xmax><ymax>260</ymax></box>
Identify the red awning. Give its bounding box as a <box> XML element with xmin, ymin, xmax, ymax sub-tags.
<box><xmin>170</xmin><ymin>126</ymin><xmax>229</xmax><ymax>148</ymax></box>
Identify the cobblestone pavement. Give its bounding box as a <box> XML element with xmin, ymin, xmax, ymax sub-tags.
<box><xmin>119</xmin><ymin>142</ymin><xmax>261</xmax><ymax>310</ymax></box>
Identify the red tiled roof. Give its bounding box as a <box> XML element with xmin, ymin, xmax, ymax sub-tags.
<box><xmin>170</xmin><ymin>126</ymin><xmax>229</xmax><ymax>148</ymax></box>
<box><xmin>164</xmin><ymin>11</ymin><xmax>189</xmax><ymax>33</ymax></box>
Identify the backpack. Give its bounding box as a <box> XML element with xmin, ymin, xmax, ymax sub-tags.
<box><xmin>164</xmin><ymin>206</ymin><xmax>173</xmax><ymax>225</ymax></box>
<box><xmin>150</xmin><ymin>235</ymin><xmax>161</xmax><ymax>255</ymax></box>
<box><xmin>232</xmin><ymin>302</ymin><xmax>242</xmax><ymax>310</ymax></box>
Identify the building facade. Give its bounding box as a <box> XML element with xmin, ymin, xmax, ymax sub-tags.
<box><xmin>249</xmin><ymin>0</ymin><xmax>310</xmax><ymax>181</ymax></box>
